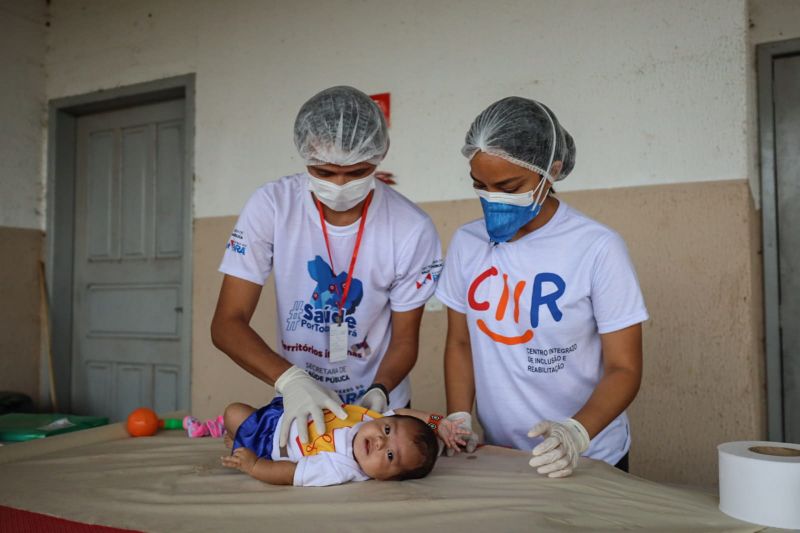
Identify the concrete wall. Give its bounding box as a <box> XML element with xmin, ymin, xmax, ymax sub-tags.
<box><xmin>192</xmin><ymin>180</ymin><xmax>764</xmax><ymax>486</ymax></box>
<box><xmin>0</xmin><ymin>228</ymin><xmax>43</xmax><ymax>403</ymax></box>
<box><xmin>0</xmin><ymin>0</ymin><xmax>46</xmax><ymax>231</ymax></box>
<box><xmin>14</xmin><ymin>0</ymin><xmax>797</xmax><ymax>485</ymax></box>
<box><xmin>0</xmin><ymin>0</ymin><xmax>46</xmax><ymax>403</ymax></box>
<box><xmin>46</xmin><ymin>0</ymin><xmax>750</xmax><ymax>216</ymax></box>
<box><xmin>750</xmin><ymin>0</ymin><xmax>800</xmax><ymax>45</ymax></box>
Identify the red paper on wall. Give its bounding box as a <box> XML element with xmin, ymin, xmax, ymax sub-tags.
<box><xmin>370</xmin><ymin>93</ymin><xmax>391</xmax><ymax>127</ymax></box>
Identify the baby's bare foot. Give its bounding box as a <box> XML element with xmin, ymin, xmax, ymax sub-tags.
<box><xmin>224</xmin><ymin>431</ymin><xmax>233</xmax><ymax>449</ymax></box>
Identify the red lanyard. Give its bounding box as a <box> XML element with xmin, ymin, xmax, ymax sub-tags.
<box><xmin>314</xmin><ymin>192</ymin><xmax>373</xmax><ymax>323</ymax></box>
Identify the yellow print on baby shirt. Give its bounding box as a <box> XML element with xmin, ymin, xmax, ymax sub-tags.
<box><xmin>296</xmin><ymin>404</ymin><xmax>382</xmax><ymax>456</ymax></box>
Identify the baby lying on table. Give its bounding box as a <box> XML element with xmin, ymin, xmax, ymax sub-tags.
<box><xmin>220</xmin><ymin>398</ymin><xmax>468</xmax><ymax>487</ymax></box>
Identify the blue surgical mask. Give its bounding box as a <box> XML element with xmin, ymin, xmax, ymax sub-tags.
<box><xmin>476</xmin><ymin>177</ymin><xmax>550</xmax><ymax>243</ymax></box>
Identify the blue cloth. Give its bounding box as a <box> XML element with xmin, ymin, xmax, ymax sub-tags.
<box><xmin>233</xmin><ymin>397</ymin><xmax>284</xmax><ymax>459</ymax></box>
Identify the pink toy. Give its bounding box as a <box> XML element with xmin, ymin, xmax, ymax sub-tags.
<box><xmin>207</xmin><ymin>415</ymin><xmax>225</xmax><ymax>438</ymax></box>
<box><xmin>183</xmin><ymin>416</ymin><xmax>206</xmax><ymax>438</ymax></box>
<box><xmin>183</xmin><ymin>415</ymin><xmax>225</xmax><ymax>438</ymax></box>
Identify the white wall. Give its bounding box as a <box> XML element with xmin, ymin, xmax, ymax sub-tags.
<box><xmin>751</xmin><ymin>0</ymin><xmax>800</xmax><ymax>44</ymax></box>
<box><xmin>46</xmin><ymin>0</ymin><xmax>750</xmax><ymax>220</ymax></box>
<box><xmin>1</xmin><ymin>0</ymin><xmax>46</xmax><ymax>230</ymax></box>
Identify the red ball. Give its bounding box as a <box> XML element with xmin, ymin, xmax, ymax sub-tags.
<box><xmin>126</xmin><ymin>407</ymin><xmax>159</xmax><ymax>437</ymax></box>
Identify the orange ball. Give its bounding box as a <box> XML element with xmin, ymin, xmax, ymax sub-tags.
<box><xmin>126</xmin><ymin>407</ymin><xmax>159</xmax><ymax>437</ymax></box>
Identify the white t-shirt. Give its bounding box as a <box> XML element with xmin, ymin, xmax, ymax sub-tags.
<box><xmin>219</xmin><ymin>173</ymin><xmax>443</xmax><ymax>408</ymax></box>
<box><xmin>273</xmin><ymin>409</ymin><xmax>395</xmax><ymax>487</ymax></box>
<box><xmin>436</xmin><ymin>201</ymin><xmax>648</xmax><ymax>465</ymax></box>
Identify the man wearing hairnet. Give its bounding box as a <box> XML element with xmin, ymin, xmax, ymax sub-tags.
<box><xmin>436</xmin><ymin>97</ymin><xmax>648</xmax><ymax>477</ymax></box>
<box><xmin>212</xmin><ymin>86</ymin><xmax>442</xmax><ymax>448</ymax></box>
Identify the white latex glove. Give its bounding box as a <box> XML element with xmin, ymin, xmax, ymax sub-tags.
<box><xmin>275</xmin><ymin>366</ymin><xmax>347</xmax><ymax>447</ymax></box>
<box><xmin>356</xmin><ymin>386</ymin><xmax>388</xmax><ymax>413</ymax></box>
<box><xmin>527</xmin><ymin>418</ymin><xmax>590</xmax><ymax>478</ymax></box>
<box><xmin>443</xmin><ymin>412</ymin><xmax>480</xmax><ymax>456</ymax></box>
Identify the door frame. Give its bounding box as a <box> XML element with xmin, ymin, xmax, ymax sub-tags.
<box><xmin>46</xmin><ymin>74</ymin><xmax>195</xmax><ymax>413</ymax></box>
<box><xmin>757</xmin><ymin>38</ymin><xmax>800</xmax><ymax>442</ymax></box>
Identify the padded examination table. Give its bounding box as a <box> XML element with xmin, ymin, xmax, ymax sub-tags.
<box><xmin>0</xmin><ymin>421</ymin><xmax>773</xmax><ymax>532</ymax></box>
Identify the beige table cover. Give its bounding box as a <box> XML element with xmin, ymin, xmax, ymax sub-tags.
<box><xmin>0</xmin><ymin>422</ymin><xmax>771</xmax><ymax>532</ymax></box>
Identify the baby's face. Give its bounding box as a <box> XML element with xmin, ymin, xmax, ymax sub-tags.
<box><xmin>352</xmin><ymin>417</ymin><xmax>423</xmax><ymax>480</ymax></box>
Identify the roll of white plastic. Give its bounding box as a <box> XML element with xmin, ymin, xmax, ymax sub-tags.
<box><xmin>718</xmin><ymin>441</ymin><xmax>800</xmax><ymax>529</ymax></box>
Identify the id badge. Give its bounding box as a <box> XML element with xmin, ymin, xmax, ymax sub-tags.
<box><xmin>329</xmin><ymin>321</ymin><xmax>349</xmax><ymax>363</ymax></box>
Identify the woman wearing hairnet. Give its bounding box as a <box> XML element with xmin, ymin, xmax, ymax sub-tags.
<box><xmin>436</xmin><ymin>97</ymin><xmax>648</xmax><ymax>477</ymax></box>
<box><xmin>212</xmin><ymin>86</ymin><xmax>442</xmax><ymax>448</ymax></box>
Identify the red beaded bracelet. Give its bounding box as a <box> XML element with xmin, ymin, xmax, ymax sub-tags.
<box><xmin>426</xmin><ymin>414</ymin><xmax>444</xmax><ymax>432</ymax></box>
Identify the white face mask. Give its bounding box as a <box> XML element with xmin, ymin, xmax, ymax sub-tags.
<box><xmin>474</xmin><ymin>174</ymin><xmax>551</xmax><ymax>206</ymax></box>
<box><xmin>307</xmin><ymin>173</ymin><xmax>376</xmax><ymax>212</ymax></box>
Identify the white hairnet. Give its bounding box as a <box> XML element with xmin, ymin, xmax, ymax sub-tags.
<box><xmin>294</xmin><ymin>86</ymin><xmax>389</xmax><ymax>166</ymax></box>
<box><xmin>462</xmin><ymin>97</ymin><xmax>575</xmax><ymax>181</ymax></box>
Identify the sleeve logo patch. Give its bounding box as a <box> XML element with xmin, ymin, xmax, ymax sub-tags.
<box><xmin>225</xmin><ymin>228</ymin><xmax>247</xmax><ymax>255</ymax></box>
<box><xmin>415</xmin><ymin>259</ymin><xmax>444</xmax><ymax>289</ymax></box>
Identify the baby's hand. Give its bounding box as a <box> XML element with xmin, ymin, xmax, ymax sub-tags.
<box><xmin>437</xmin><ymin>417</ymin><xmax>472</xmax><ymax>451</ymax></box>
<box><xmin>221</xmin><ymin>447</ymin><xmax>258</xmax><ymax>474</ymax></box>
